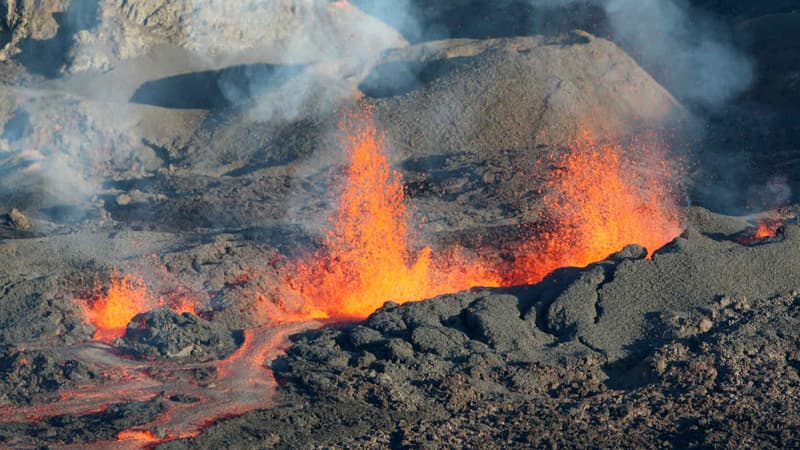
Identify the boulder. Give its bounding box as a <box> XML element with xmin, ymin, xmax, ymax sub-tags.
<box><xmin>117</xmin><ymin>308</ymin><xmax>240</xmax><ymax>362</ymax></box>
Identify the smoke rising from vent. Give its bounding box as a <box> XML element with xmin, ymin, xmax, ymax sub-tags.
<box><xmin>532</xmin><ymin>0</ymin><xmax>753</xmax><ymax>108</ymax></box>
<box><xmin>0</xmin><ymin>0</ymin><xmax>760</xmax><ymax>225</ymax></box>
<box><xmin>179</xmin><ymin>0</ymin><xmax>409</xmax><ymax>122</ymax></box>
<box><xmin>603</xmin><ymin>0</ymin><xmax>752</xmax><ymax>108</ymax></box>
<box><xmin>0</xmin><ymin>0</ymin><xmax>414</xmax><ymax>219</ymax></box>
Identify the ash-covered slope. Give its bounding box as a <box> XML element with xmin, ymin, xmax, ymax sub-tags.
<box><xmin>176</xmin><ymin>32</ymin><xmax>685</xmax><ymax>169</ymax></box>
<box><xmin>0</xmin><ymin>30</ymin><xmax>686</xmax><ymax>237</ymax></box>
<box><xmin>364</xmin><ymin>33</ymin><xmax>686</xmax><ymax>158</ymax></box>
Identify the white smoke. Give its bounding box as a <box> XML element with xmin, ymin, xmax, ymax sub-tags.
<box><xmin>180</xmin><ymin>0</ymin><xmax>409</xmax><ymax>122</ymax></box>
<box><xmin>603</xmin><ymin>0</ymin><xmax>752</xmax><ymax>107</ymax></box>
<box><xmin>533</xmin><ymin>0</ymin><xmax>753</xmax><ymax>108</ymax></box>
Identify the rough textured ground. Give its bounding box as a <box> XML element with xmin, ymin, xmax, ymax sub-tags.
<box><xmin>117</xmin><ymin>308</ymin><xmax>243</xmax><ymax>362</ymax></box>
<box><xmin>158</xmin><ymin>211</ymin><xmax>800</xmax><ymax>449</ymax></box>
<box><xmin>0</xmin><ymin>1</ymin><xmax>798</xmax><ymax>448</ymax></box>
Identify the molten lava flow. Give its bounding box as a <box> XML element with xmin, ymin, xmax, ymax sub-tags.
<box><xmin>82</xmin><ymin>273</ymin><xmax>196</xmax><ymax>341</ymax></box>
<box><xmin>0</xmin><ymin>321</ymin><xmax>321</xmax><ymax>448</ymax></box>
<box><xmin>116</xmin><ymin>430</ymin><xmax>160</xmax><ymax>444</ymax></box>
<box><xmin>506</xmin><ymin>129</ymin><xmax>683</xmax><ymax>285</ymax></box>
<box><xmin>287</xmin><ymin>109</ymin><xmax>499</xmax><ymax>319</ymax></box>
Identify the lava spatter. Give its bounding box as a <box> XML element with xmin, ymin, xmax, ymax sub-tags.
<box><xmin>286</xmin><ymin>108</ymin><xmax>500</xmax><ymax>319</ymax></box>
<box><xmin>82</xmin><ymin>272</ymin><xmax>196</xmax><ymax>341</ymax></box>
<box><xmin>505</xmin><ymin>129</ymin><xmax>683</xmax><ymax>285</ymax></box>
<box><xmin>737</xmin><ymin>217</ymin><xmax>784</xmax><ymax>245</ymax></box>
<box><xmin>33</xmin><ymin>113</ymin><xmax>685</xmax><ymax>447</ymax></box>
<box><xmin>753</xmin><ymin>219</ymin><xmax>783</xmax><ymax>240</ymax></box>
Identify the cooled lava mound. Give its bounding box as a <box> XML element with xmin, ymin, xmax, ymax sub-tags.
<box><xmin>117</xmin><ymin>309</ymin><xmax>242</xmax><ymax>362</ymax></box>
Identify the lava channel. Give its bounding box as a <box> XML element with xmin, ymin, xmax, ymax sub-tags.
<box><xmin>0</xmin><ymin>321</ymin><xmax>322</xmax><ymax>448</ymax></box>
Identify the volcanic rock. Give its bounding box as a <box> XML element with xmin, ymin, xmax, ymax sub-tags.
<box><xmin>363</xmin><ymin>33</ymin><xmax>687</xmax><ymax>159</ymax></box>
<box><xmin>232</xmin><ymin>290</ymin><xmax>800</xmax><ymax>449</ymax></box>
<box><xmin>0</xmin><ymin>396</ymin><xmax>166</xmax><ymax>446</ymax></box>
<box><xmin>545</xmin><ymin>265</ymin><xmax>607</xmax><ymax>340</ymax></box>
<box><xmin>148</xmin><ymin>210</ymin><xmax>798</xmax><ymax>448</ymax></box>
<box><xmin>0</xmin><ymin>275</ymin><xmax>92</xmax><ymax>346</ymax></box>
<box><xmin>609</xmin><ymin>244</ymin><xmax>648</xmax><ymax>261</ymax></box>
<box><xmin>462</xmin><ymin>293</ymin><xmax>551</xmax><ymax>355</ymax></box>
<box><xmin>0</xmin><ymin>347</ymin><xmax>96</xmax><ymax>405</ymax></box>
<box><xmin>271</xmin><ymin>209</ymin><xmax>800</xmax><ymax>413</ymax></box>
<box><xmin>116</xmin><ymin>308</ymin><xmax>241</xmax><ymax>362</ymax></box>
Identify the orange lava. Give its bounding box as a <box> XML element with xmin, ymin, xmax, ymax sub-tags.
<box><xmin>0</xmin><ymin>321</ymin><xmax>321</xmax><ymax>448</ymax></box>
<box><xmin>12</xmin><ymin>113</ymin><xmax>688</xmax><ymax>447</ymax></box>
<box><xmin>117</xmin><ymin>430</ymin><xmax>160</xmax><ymax>443</ymax></box>
<box><xmin>753</xmin><ymin>219</ymin><xmax>782</xmax><ymax>240</ymax></box>
<box><xmin>506</xmin><ymin>129</ymin><xmax>683</xmax><ymax>285</ymax></box>
<box><xmin>737</xmin><ymin>217</ymin><xmax>783</xmax><ymax>245</ymax></box>
<box><xmin>287</xmin><ymin>109</ymin><xmax>500</xmax><ymax>319</ymax></box>
<box><xmin>83</xmin><ymin>273</ymin><xmax>196</xmax><ymax>341</ymax></box>
<box><xmin>84</xmin><ymin>274</ymin><xmax>152</xmax><ymax>341</ymax></box>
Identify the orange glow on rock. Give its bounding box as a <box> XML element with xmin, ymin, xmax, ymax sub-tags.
<box><xmin>286</xmin><ymin>109</ymin><xmax>500</xmax><ymax>319</ymax></box>
<box><xmin>737</xmin><ymin>217</ymin><xmax>783</xmax><ymax>245</ymax></box>
<box><xmin>82</xmin><ymin>273</ymin><xmax>196</xmax><ymax>341</ymax></box>
<box><xmin>753</xmin><ymin>219</ymin><xmax>782</xmax><ymax>240</ymax></box>
<box><xmin>117</xmin><ymin>429</ymin><xmax>160</xmax><ymax>443</ymax></box>
<box><xmin>505</xmin><ymin>129</ymin><xmax>683</xmax><ymax>285</ymax></box>
<box><xmin>85</xmin><ymin>274</ymin><xmax>151</xmax><ymax>342</ymax></box>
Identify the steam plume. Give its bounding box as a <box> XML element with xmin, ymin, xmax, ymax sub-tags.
<box><xmin>534</xmin><ymin>0</ymin><xmax>753</xmax><ymax>108</ymax></box>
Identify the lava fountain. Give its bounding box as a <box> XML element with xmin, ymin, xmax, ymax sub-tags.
<box><xmin>504</xmin><ymin>129</ymin><xmax>683</xmax><ymax>285</ymax></box>
<box><xmin>82</xmin><ymin>272</ymin><xmax>196</xmax><ymax>341</ymax></box>
<box><xmin>287</xmin><ymin>108</ymin><xmax>501</xmax><ymax>319</ymax></box>
<box><xmin>21</xmin><ymin>112</ymin><xmax>686</xmax><ymax>447</ymax></box>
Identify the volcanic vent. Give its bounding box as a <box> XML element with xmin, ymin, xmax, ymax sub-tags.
<box><xmin>0</xmin><ymin>102</ymin><xmax>687</xmax><ymax>446</ymax></box>
<box><xmin>0</xmin><ymin>1</ymin><xmax>798</xmax><ymax>448</ymax></box>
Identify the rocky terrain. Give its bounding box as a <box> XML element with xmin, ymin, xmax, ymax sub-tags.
<box><xmin>0</xmin><ymin>0</ymin><xmax>798</xmax><ymax>448</ymax></box>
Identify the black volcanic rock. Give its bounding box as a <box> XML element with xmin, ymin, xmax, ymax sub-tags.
<box><xmin>116</xmin><ymin>308</ymin><xmax>240</xmax><ymax>362</ymax></box>
<box><xmin>272</xmin><ymin>212</ymin><xmax>800</xmax><ymax>412</ymax></box>
<box><xmin>207</xmin><ymin>289</ymin><xmax>800</xmax><ymax>449</ymax></box>
<box><xmin>0</xmin><ymin>396</ymin><xmax>166</xmax><ymax>446</ymax></box>
<box><xmin>0</xmin><ymin>347</ymin><xmax>96</xmax><ymax>405</ymax></box>
<box><xmin>165</xmin><ymin>210</ymin><xmax>800</xmax><ymax>448</ymax></box>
